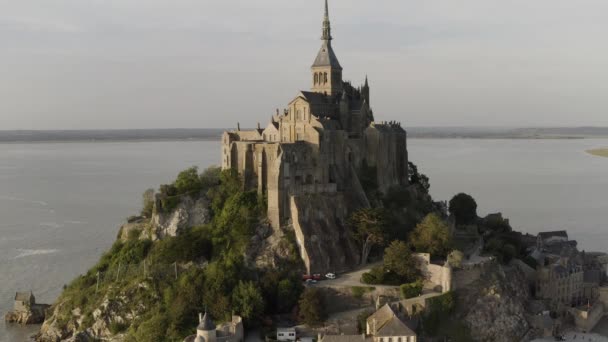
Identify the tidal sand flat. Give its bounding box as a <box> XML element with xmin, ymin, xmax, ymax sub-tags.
<box><xmin>587</xmin><ymin>148</ymin><xmax>608</xmax><ymax>157</ymax></box>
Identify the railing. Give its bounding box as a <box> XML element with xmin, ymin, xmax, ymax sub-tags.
<box><xmin>94</xmin><ymin>262</ymin><xmax>183</xmax><ymax>291</ymax></box>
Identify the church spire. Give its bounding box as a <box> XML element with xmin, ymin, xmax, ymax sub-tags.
<box><xmin>322</xmin><ymin>0</ymin><xmax>332</xmax><ymax>41</ymax></box>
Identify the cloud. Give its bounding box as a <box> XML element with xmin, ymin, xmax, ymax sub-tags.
<box><xmin>0</xmin><ymin>0</ymin><xmax>607</xmax><ymax>129</ymax></box>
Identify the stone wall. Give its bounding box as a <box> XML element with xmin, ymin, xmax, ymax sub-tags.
<box><xmin>414</xmin><ymin>253</ymin><xmax>452</xmax><ymax>293</ymax></box>
<box><xmin>290</xmin><ymin>193</ymin><xmax>361</xmax><ymax>274</ymax></box>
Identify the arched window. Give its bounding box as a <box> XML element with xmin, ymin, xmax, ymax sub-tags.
<box><xmin>314</xmin><ymin>73</ymin><xmax>318</xmax><ymax>84</ymax></box>
<box><xmin>324</xmin><ymin>72</ymin><xmax>328</xmax><ymax>84</ymax></box>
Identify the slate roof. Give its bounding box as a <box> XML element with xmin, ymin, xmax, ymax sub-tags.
<box><xmin>320</xmin><ymin>335</ymin><xmax>369</xmax><ymax>342</ymax></box>
<box><xmin>312</xmin><ymin>41</ymin><xmax>342</xmax><ymax>69</ymax></box>
<box><xmin>299</xmin><ymin>91</ymin><xmax>330</xmax><ymax>105</ymax></box>
<box><xmin>376</xmin><ymin>316</ymin><xmax>416</xmax><ymax>337</ymax></box>
<box><xmin>197</xmin><ymin>312</ymin><xmax>215</xmax><ymax>331</ymax></box>
<box><xmin>367</xmin><ymin>304</ymin><xmax>396</xmax><ymax>330</ymax></box>
<box><xmin>538</xmin><ymin>231</ymin><xmax>568</xmax><ymax>240</ymax></box>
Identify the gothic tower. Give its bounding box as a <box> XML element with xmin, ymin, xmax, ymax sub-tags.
<box><xmin>311</xmin><ymin>0</ymin><xmax>343</xmax><ymax>96</ymax></box>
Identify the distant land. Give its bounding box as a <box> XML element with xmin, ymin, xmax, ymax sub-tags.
<box><xmin>1</xmin><ymin>127</ymin><xmax>608</xmax><ymax>143</ymax></box>
<box><xmin>587</xmin><ymin>148</ymin><xmax>608</xmax><ymax>158</ymax></box>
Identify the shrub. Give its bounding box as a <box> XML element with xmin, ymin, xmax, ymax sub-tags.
<box><xmin>298</xmin><ymin>288</ymin><xmax>326</xmax><ymax>326</ymax></box>
<box><xmin>141</xmin><ymin>189</ymin><xmax>155</xmax><ymax>217</ymax></box>
<box><xmin>410</xmin><ymin>213</ymin><xmax>452</xmax><ymax>258</ymax></box>
<box><xmin>400</xmin><ymin>280</ymin><xmax>423</xmax><ymax>299</ymax></box>
<box><xmin>351</xmin><ymin>286</ymin><xmax>375</xmax><ymax>299</ymax></box>
<box><xmin>174</xmin><ymin>167</ymin><xmax>202</xmax><ymax>194</ymax></box>
<box><xmin>449</xmin><ymin>193</ymin><xmax>478</xmax><ymax>225</ymax></box>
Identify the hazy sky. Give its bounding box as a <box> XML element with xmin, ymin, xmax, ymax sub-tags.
<box><xmin>1</xmin><ymin>0</ymin><xmax>607</xmax><ymax>130</ymax></box>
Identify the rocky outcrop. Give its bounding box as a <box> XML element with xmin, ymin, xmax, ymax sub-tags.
<box><xmin>150</xmin><ymin>195</ymin><xmax>211</xmax><ymax>239</ymax></box>
<box><xmin>37</xmin><ymin>282</ymin><xmax>154</xmax><ymax>342</ymax></box>
<box><xmin>5</xmin><ymin>304</ymin><xmax>49</xmax><ymax>325</ymax></box>
<box><xmin>455</xmin><ymin>263</ymin><xmax>530</xmax><ymax>342</ymax></box>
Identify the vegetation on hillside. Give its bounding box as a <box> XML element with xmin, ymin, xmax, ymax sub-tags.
<box><xmin>51</xmin><ymin>167</ymin><xmax>303</xmax><ymax>342</ymax></box>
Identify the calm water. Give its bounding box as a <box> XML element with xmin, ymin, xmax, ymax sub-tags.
<box><xmin>0</xmin><ymin>139</ymin><xmax>607</xmax><ymax>340</ymax></box>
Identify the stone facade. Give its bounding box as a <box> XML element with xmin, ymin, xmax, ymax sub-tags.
<box><xmin>413</xmin><ymin>253</ymin><xmax>452</xmax><ymax>293</ymax></box>
<box><xmin>221</xmin><ymin>0</ymin><xmax>408</xmax><ymax>274</ymax></box>
<box><xmin>183</xmin><ymin>313</ymin><xmax>244</xmax><ymax>342</ymax></box>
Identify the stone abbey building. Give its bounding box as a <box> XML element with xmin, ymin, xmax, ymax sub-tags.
<box><xmin>222</xmin><ymin>1</ymin><xmax>409</xmax><ymax>274</ymax></box>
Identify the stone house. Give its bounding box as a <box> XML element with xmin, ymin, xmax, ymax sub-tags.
<box><xmin>13</xmin><ymin>291</ymin><xmax>35</xmax><ymax>313</ymax></box>
<box><xmin>366</xmin><ymin>304</ymin><xmax>417</xmax><ymax>342</ymax></box>
<box><xmin>221</xmin><ymin>0</ymin><xmax>408</xmax><ymax>275</ymax></box>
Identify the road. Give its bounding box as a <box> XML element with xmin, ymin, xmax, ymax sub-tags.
<box><xmin>309</xmin><ymin>262</ymin><xmax>400</xmax><ymax>289</ymax></box>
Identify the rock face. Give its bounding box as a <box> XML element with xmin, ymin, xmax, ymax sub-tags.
<box><xmin>37</xmin><ymin>282</ymin><xmax>153</xmax><ymax>342</ymax></box>
<box><xmin>151</xmin><ymin>195</ymin><xmax>210</xmax><ymax>239</ymax></box>
<box><xmin>456</xmin><ymin>263</ymin><xmax>530</xmax><ymax>342</ymax></box>
<box><xmin>291</xmin><ymin>192</ymin><xmax>362</xmax><ymax>274</ymax></box>
<box><xmin>5</xmin><ymin>304</ymin><xmax>49</xmax><ymax>325</ymax></box>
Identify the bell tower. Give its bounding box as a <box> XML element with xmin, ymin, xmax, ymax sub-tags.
<box><xmin>311</xmin><ymin>0</ymin><xmax>343</xmax><ymax>96</ymax></box>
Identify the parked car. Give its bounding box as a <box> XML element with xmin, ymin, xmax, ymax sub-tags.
<box><xmin>325</xmin><ymin>273</ymin><xmax>336</xmax><ymax>279</ymax></box>
<box><xmin>302</xmin><ymin>274</ymin><xmax>312</xmax><ymax>281</ymax></box>
<box><xmin>305</xmin><ymin>279</ymin><xmax>317</xmax><ymax>285</ymax></box>
<box><xmin>312</xmin><ymin>274</ymin><xmax>322</xmax><ymax>281</ymax></box>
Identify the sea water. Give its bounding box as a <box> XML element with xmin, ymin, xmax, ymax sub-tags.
<box><xmin>1</xmin><ymin>138</ymin><xmax>607</xmax><ymax>340</ymax></box>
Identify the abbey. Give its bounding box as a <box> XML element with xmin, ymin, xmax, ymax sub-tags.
<box><xmin>222</xmin><ymin>1</ymin><xmax>409</xmax><ymax>273</ymax></box>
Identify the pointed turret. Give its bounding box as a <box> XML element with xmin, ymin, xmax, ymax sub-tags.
<box><xmin>311</xmin><ymin>0</ymin><xmax>342</xmax><ymax>96</ymax></box>
<box><xmin>362</xmin><ymin>75</ymin><xmax>370</xmax><ymax>105</ymax></box>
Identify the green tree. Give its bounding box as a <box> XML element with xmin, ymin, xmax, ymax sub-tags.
<box><xmin>141</xmin><ymin>188</ymin><xmax>155</xmax><ymax>217</ymax></box>
<box><xmin>277</xmin><ymin>278</ymin><xmax>302</xmax><ymax>313</ymax></box>
<box><xmin>298</xmin><ymin>288</ymin><xmax>326</xmax><ymax>326</ymax></box>
<box><xmin>400</xmin><ymin>280</ymin><xmax>424</xmax><ymax>299</ymax></box>
<box><xmin>174</xmin><ymin>166</ymin><xmax>202</xmax><ymax>194</ymax></box>
<box><xmin>447</xmin><ymin>250</ymin><xmax>464</xmax><ymax>268</ymax></box>
<box><xmin>232</xmin><ymin>281</ymin><xmax>265</xmax><ymax>324</ymax></box>
<box><xmin>410</xmin><ymin>213</ymin><xmax>452</xmax><ymax>258</ymax></box>
<box><xmin>409</xmin><ymin>162</ymin><xmax>430</xmax><ymax>192</ymax></box>
<box><xmin>449</xmin><ymin>193</ymin><xmax>478</xmax><ymax>225</ymax></box>
<box><xmin>349</xmin><ymin>208</ymin><xmax>387</xmax><ymax>265</ymax></box>
<box><xmin>383</xmin><ymin>241</ymin><xmax>420</xmax><ymax>282</ymax></box>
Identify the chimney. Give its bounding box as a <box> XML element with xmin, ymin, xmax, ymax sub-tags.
<box><xmin>198</xmin><ymin>313</ymin><xmax>203</xmax><ymax>323</ymax></box>
<box><xmin>257</xmin><ymin>122</ymin><xmax>261</xmax><ymax>130</ymax></box>
<box><xmin>237</xmin><ymin>123</ymin><xmax>241</xmax><ymax>131</ymax></box>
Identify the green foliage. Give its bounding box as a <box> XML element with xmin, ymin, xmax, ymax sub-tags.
<box><xmin>447</xmin><ymin>250</ymin><xmax>464</xmax><ymax>268</ymax></box>
<box><xmin>141</xmin><ymin>188</ymin><xmax>155</xmax><ymax>218</ymax></box>
<box><xmin>109</xmin><ymin>321</ymin><xmax>129</xmax><ymax>334</ymax></box>
<box><xmin>409</xmin><ymin>161</ymin><xmax>430</xmax><ymax>192</ymax></box>
<box><xmin>147</xmin><ymin>226</ymin><xmax>212</xmax><ymax>264</ymax></box>
<box><xmin>410</xmin><ymin>213</ymin><xmax>452</xmax><ymax>258</ymax></box>
<box><xmin>449</xmin><ymin>193</ymin><xmax>478</xmax><ymax>225</ymax></box>
<box><xmin>131</xmin><ymin>312</ymin><xmax>169</xmax><ymax>342</ymax></box>
<box><xmin>232</xmin><ymin>281</ymin><xmax>265</xmax><ymax>325</ymax></box>
<box><xmin>383</xmin><ymin>241</ymin><xmax>420</xmax><ymax>282</ymax></box>
<box><xmin>174</xmin><ymin>167</ymin><xmax>203</xmax><ymax>194</ymax></box>
<box><xmin>361</xmin><ymin>267</ymin><xmax>384</xmax><ymax>285</ymax></box>
<box><xmin>422</xmin><ymin>292</ymin><xmax>456</xmax><ymax>336</ymax></box>
<box><xmin>260</xmin><ymin>271</ymin><xmax>304</xmax><ymax>314</ymax></box>
<box><xmin>298</xmin><ymin>288</ymin><xmax>326</xmax><ymax>326</ymax></box>
<box><xmin>349</xmin><ymin>208</ymin><xmax>388</xmax><ymax>263</ymax></box>
<box><xmin>350</xmin><ymin>286</ymin><xmax>375</xmax><ymax>299</ymax></box>
<box><xmin>400</xmin><ymin>280</ymin><xmax>424</xmax><ymax>299</ymax></box>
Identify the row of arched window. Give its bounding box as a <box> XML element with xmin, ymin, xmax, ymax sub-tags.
<box><xmin>314</xmin><ymin>72</ymin><xmax>328</xmax><ymax>85</ymax></box>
